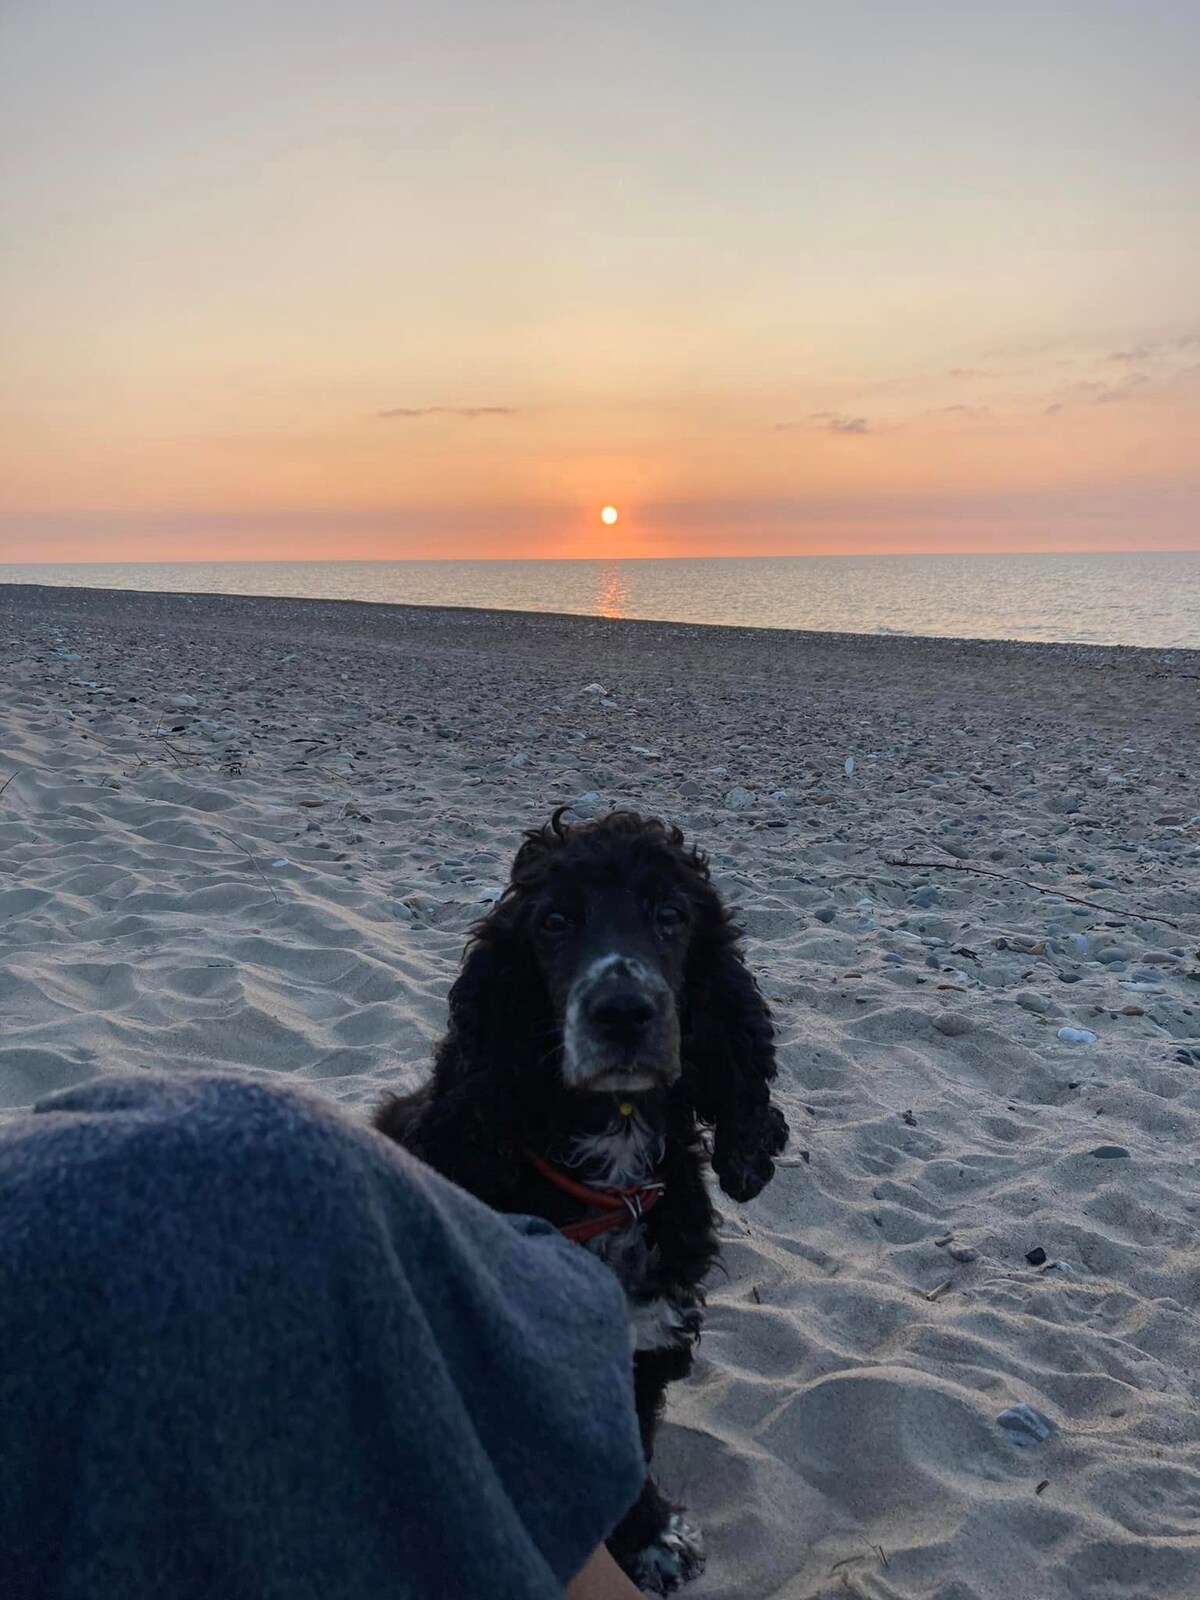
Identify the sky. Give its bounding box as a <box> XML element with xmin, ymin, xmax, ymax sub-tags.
<box><xmin>1</xmin><ymin>0</ymin><xmax>1198</xmax><ymax>562</ymax></box>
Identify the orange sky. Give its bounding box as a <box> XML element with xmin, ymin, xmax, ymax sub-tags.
<box><xmin>2</xmin><ymin>2</ymin><xmax>1198</xmax><ymax>563</ymax></box>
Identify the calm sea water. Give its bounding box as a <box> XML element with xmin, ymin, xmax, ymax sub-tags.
<box><xmin>3</xmin><ymin>553</ymin><xmax>1199</xmax><ymax>649</ymax></box>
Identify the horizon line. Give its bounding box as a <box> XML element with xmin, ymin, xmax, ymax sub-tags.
<box><xmin>2</xmin><ymin>547</ymin><xmax>1198</xmax><ymax>568</ymax></box>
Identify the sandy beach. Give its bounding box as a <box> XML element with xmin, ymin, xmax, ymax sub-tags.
<box><xmin>2</xmin><ymin>580</ymin><xmax>1199</xmax><ymax>1600</ymax></box>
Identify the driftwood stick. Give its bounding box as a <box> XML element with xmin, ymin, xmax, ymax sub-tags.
<box><xmin>884</xmin><ymin>855</ymin><xmax>1181</xmax><ymax>931</ymax></box>
<box><xmin>209</xmin><ymin>827</ymin><xmax>279</xmax><ymax>905</ymax></box>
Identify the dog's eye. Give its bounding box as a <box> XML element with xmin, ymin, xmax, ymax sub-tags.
<box><xmin>541</xmin><ymin>909</ymin><xmax>571</xmax><ymax>934</ymax></box>
<box><xmin>656</xmin><ymin>904</ymin><xmax>685</xmax><ymax>930</ymax></box>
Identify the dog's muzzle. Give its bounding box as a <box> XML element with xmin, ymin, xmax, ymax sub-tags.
<box><xmin>562</xmin><ymin>954</ymin><xmax>679</xmax><ymax>1091</ymax></box>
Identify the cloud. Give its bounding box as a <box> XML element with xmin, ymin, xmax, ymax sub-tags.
<box><xmin>1094</xmin><ymin>373</ymin><xmax>1151</xmax><ymax>404</ymax></box>
<box><xmin>806</xmin><ymin>413</ymin><xmax>870</xmax><ymax>434</ymax></box>
<box><xmin>1044</xmin><ymin>402</ymin><xmax>1064</xmax><ymax>415</ymax></box>
<box><xmin>773</xmin><ymin>412</ymin><xmax>871</xmax><ymax>434</ymax></box>
<box><xmin>1104</xmin><ymin>347</ymin><xmax>1150</xmax><ymax>364</ymax></box>
<box><xmin>377</xmin><ymin>404</ymin><xmax>517</xmax><ymax>419</ymax></box>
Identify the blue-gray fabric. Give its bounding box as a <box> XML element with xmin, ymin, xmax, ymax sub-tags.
<box><xmin>0</xmin><ymin>1073</ymin><xmax>644</xmax><ymax>1599</ymax></box>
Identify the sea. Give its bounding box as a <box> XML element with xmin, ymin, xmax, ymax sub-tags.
<box><xmin>3</xmin><ymin>552</ymin><xmax>1199</xmax><ymax>650</ymax></box>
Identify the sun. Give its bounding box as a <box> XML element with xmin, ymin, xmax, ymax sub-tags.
<box><xmin>600</xmin><ymin>505</ymin><xmax>619</xmax><ymax>525</ymax></box>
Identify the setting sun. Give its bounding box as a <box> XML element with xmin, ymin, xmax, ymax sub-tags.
<box><xmin>600</xmin><ymin>505</ymin><xmax>619</xmax><ymax>526</ymax></box>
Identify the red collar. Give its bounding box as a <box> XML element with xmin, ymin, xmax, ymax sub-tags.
<box><xmin>523</xmin><ymin>1148</ymin><xmax>665</xmax><ymax>1244</ymax></box>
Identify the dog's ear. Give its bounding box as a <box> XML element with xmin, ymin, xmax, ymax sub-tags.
<box><xmin>402</xmin><ymin>910</ymin><xmax>547</xmax><ymax>1204</ymax></box>
<box><xmin>679</xmin><ymin>905</ymin><xmax>788</xmax><ymax>1202</ymax></box>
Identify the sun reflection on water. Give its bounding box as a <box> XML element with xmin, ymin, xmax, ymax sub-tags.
<box><xmin>594</xmin><ymin>561</ymin><xmax>630</xmax><ymax>619</ymax></box>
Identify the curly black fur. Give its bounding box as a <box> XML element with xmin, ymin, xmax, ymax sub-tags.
<box><xmin>375</xmin><ymin>809</ymin><xmax>788</xmax><ymax>1589</ymax></box>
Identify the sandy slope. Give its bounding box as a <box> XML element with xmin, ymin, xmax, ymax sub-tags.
<box><xmin>2</xmin><ymin>581</ymin><xmax>1199</xmax><ymax>1600</ymax></box>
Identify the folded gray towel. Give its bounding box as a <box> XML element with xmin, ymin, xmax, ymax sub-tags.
<box><xmin>0</xmin><ymin>1073</ymin><xmax>644</xmax><ymax>1599</ymax></box>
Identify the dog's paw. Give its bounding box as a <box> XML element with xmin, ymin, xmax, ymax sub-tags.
<box><xmin>715</xmin><ymin>1104</ymin><xmax>790</xmax><ymax>1201</ymax></box>
<box><xmin>630</xmin><ymin>1514</ymin><xmax>705</xmax><ymax>1594</ymax></box>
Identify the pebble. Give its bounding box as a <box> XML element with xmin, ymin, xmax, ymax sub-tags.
<box><xmin>724</xmin><ymin>786</ymin><xmax>757</xmax><ymax>811</ymax></box>
<box><xmin>911</xmin><ymin>886</ymin><xmax>940</xmax><ymax>908</ymax></box>
<box><xmin>170</xmin><ymin>693</ymin><xmax>199</xmax><ymax>708</ymax></box>
<box><xmin>566</xmin><ymin>791</ymin><xmax>601</xmax><ymax>820</ymax></box>
<box><xmin>932</xmin><ymin>1013</ymin><xmax>973</xmax><ymax>1037</ymax></box>
<box><xmin>997</xmin><ymin>1405</ymin><xmax>1054</xmax><ymax>1447</ymax></box>
<box><xmin>1017</xmin><ymin>992</ymin><xmax>1051</xmax><ymax>1014</ymax></box>
<box><xmin>948</xmin><ymin>1245</ymin><xmax>978</xmax><ymax>1263</ymax></box>
<box><xmin>813</xmin><ymin>906</ymin><xmax>836</xmax><ymax>925</ymax></box>
<box><xmin>1025</xmin><ymin>1247</ymin><xmax>1047</xmax><ymax>1265</ymax></box>
<box><xmin>1089</xmin><ymin>1145</ymin><xmax>1130</xmax><ymax>1159</ymax></box>
<box><xmin>1057</xmin><ymin>1027</ymin><xmax>1097</xmax><ymax>1044</ymax></box>
<box><xmin>1031</xmin><ymin>849</ymin><xmax>1059</xmax><ymax>864</ymax></box>
<box><xmin>1096</xmin><ymin>947</ymin><xmax>1129</xmax><ymax>964</ymax></box>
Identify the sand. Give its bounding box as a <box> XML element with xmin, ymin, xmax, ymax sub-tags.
<box><xmin>2</xmin><ymin>580</ymin><xmax>1199</xmax><ymax>1599</ymax></box>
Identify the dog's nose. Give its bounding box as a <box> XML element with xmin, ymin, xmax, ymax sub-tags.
<box><xmin>586</xmin><ymin>988</ymin><xmax>657</xmax><ymax>1047</ymax></box>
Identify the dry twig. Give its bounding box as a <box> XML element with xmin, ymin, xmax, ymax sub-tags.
<box><xmin>209</xmin><ymin>827</ymin><xmax>279</xmax><ymax>905</ymax></box>
<box><xmin>884</xmin><ymin>854</ymin><xmax>1181</xmax><ymax>931</ymax></box>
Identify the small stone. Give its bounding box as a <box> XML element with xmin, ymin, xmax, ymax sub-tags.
<box><xmin>566</xmin><ymin>791</ymin><xmax>601</xmax><ymax>820</ymax></box>
<box><xmin>1017</xmin><ymin>992</ymin><xmax>1051</xmax><ymax>1014</ymax></box>
<box><xmin>1096</xmin><ymin>947</ymin><xmax>1129</xmax><ymax>965</ymax></box>
<box><xmin>997</xmin><ymin>1405</ymin><xmax>1054</xmax><ymax>1447</ymax></box>
<box><xmin>1057</xmin><ymin>1027</ymin><xmax>1097</xmax><ymax>1044</ymax></box>
<box><xmin>679</xmin><ymin>779</ymin><xmax>704</xmax><ymax>798</ymax></box>
<box><xmin>170</xmin><ymin>693</ymin><xmax>199</xmax><ymax>708</ymax></box>
<box><xmin>932</xmin><ymin>1013</ymin><xmax>973</xmax><ymax>1037</ymax></box>
<box><xmin>948</xmin><ymin>1245</ymin><xmax>978</xmax><ymax>1263</ymax></box>
<box><xmin>1058</xmin><ymin>972</ymin><xmax>1082</xmax><ymax>984</ymax></box>
<box><xmin>724</xmin><ymin>786</ymin><xmax>757</xmax><ymax>811</ymax></box>
<box><xmin>813</xmin><ymin>906</ymin><xmax>836</xmax><ymax>925</ymax></box>
<box><xmin>1026</xmin><ymin>1247</ymin><xmax>1048</xmax><ymax>1266</ymax></box>
<box><xmin>1154</xmin><ymin>815</ymin><xmax>1184</xmax><ymax>826</ymax></box>
<box><xmin>1031</xmin><ymin>849</ymin><xmax>1060</xmax><ymax>864</ymax></box>
<box><xmin>1089</xmin><ymin>1144</ymin><xmax>1130</xmax><ymax>1159</ymax></box>
<box><xmin>507</xmin><ymin>752</ymin><xmax>530</xmax><ymax>768</ymax></box>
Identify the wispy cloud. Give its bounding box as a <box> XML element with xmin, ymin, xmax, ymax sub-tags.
<box><xmin>774</xmin><ymin>412</ymin><xmax>872</xmax><ymax>434</ymax></box>
<box><xmin>377</xmin><ymin>404</ymin><xmax>517</xmax><ymax>419</ymax></box>
<box><xmin>1094</xmin><ymin>373</ymin><xmax>1151</xmax><ymax>404</ymax></box>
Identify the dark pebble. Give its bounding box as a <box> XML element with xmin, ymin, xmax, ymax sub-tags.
<box><xmin>1059</xmin><ymin>972</ymin><xmax>1082</xmax><ymax>984</ymax></box>
<box><xmin>1089</xmin><ymin>1145</ymin><xmax>1130</xmax><ymax>1159</ymax></box>
<box><xmin>1026</xmin><ymin>1247</ymin><xmax>1048</xmax><ymax>1266</ymax></box>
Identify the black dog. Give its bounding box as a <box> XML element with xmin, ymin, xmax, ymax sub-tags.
<box><xmin>375</xmin><ymin>810</ymin><xmax>787</xmax><ymax>1592</ymax></box>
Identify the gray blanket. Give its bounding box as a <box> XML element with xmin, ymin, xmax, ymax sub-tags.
<box><xmin>0</xmin><ymin>1073</ymin><xmax>644</xmax><ymax>1599</ymax></box>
